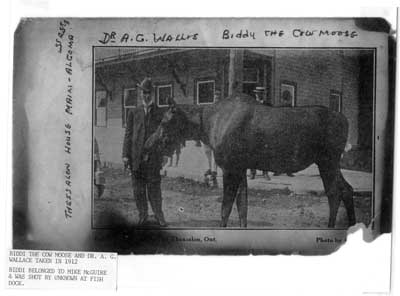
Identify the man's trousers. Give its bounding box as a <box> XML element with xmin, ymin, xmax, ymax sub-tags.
<box><xmin>131</xmin><ymin>162</ymin><xmax>165</xmax><ymax>224</ymax></box>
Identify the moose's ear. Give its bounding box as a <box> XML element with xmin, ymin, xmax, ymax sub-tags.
<box><xmin>167</xmin><ymin>96</ymin><xmax>176</xmax><ymax>107</ymax></box>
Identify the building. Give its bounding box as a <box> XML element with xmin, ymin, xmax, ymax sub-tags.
<box><xmin>94</xmin><ymin>47</ymin><xmax>374</xmax><ymax>171</ymax></box>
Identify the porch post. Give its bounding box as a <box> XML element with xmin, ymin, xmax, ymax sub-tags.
<box><xmin>228</xmin><ymin>49</ymin><xmax>244</xmax><ymax>96</ymax></box>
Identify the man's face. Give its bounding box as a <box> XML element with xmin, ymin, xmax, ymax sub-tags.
<box><xmin>142</xmin><ymin>90</ymin><xmax>152</xmax><ymax>105</ymax></box>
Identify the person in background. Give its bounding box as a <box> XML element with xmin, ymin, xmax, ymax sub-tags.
<box><xmin>203</xmin><ymin>144</ymin><xmax>218</xmax><ymax>187</ymax></box>
<box><xmin>94</xmin><ymin>138</ymin><xmax>101</xmax><ymax>173</ymax></box>
<box><xmin>122</xmin><ymin>77</ymin><xmax>167</xmax><ymax>227</ymax></box>
<box><xmin>273</xmin><ymin>89</ymin><xmax>295</xmax><ymax>177</ymax></box>
<box><xmin>254</xmin><ymin>86</ymin><xmax>272</xmax><ymax>106</ymax></box>
<box><xmin>203</xmin><ymin>90</ymin><xmax>222</xmax><ymax>187</ymax></box>
<box><xmin>250</xmin><ymin>87</ymin><xmax>271</xmax><ymax>180</ymax></box>
<box><xmin>94</xmin><ymin>138</ymin><xmax>105</xmax><ymax>198</ymax></box>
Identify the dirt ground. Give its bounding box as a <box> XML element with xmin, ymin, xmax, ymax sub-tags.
<box><xmin>93</xmin><ymin>167</ymin><xmax>371</xmax><ymax>229</ymax></box>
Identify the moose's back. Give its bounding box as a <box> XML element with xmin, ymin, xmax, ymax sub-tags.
<box><xmin>204</xmin><ymin>95</ymin><xmax>349</xmax><ymax>173</ymax></box>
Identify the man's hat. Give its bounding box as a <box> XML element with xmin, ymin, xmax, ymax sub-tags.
<box><xmin>137</xmin><ymin>77</ymin><xmax>153</xmax><ymax>93</ymax></box>
<box><xmin>253</xmin><ymin>86</ymin><xmax>266</xmax><ymax>93</ymax></box>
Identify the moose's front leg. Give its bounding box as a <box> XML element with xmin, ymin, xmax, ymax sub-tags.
<box><xmin>220</xmin><ymin>170</ymin><xmax>241</xmax><ymax>227</ymax></box>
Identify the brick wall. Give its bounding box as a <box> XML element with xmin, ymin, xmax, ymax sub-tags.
<box><xmin>94</xmin><ymin>50</ymin><xmax>223</xmax><ymax>164</ymax></box>
<box><xmin>95</xmin><ymin>49</ymin><xmax>365</xmax><ymax>164</ymax></box>
<box><xmin>274</xmin><ymin>50</ymin><xmax>360</xmax><ymax>145</ymax></box>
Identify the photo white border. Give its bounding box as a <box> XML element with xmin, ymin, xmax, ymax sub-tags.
<box><xmin>3</xmin><ymin>2</ymin><xmax>398</xmax><ymax>296</ymax></box>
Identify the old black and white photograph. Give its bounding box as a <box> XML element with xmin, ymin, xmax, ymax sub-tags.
<box><xmin>92</xmin><ymin>47</ymin><xmax>375</xmax><ymax>230</ymax></box>
<box><xmin>11</xmin><ymin>17</ymin><xmax>394</xmax><ymax>258</ymax></box>
<box><xmin>6</xmin><ymin>7</ymin><xmax>398</xmax><ymax>295</ymax></box>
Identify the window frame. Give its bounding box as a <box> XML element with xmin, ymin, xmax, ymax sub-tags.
<box><xmin>195</xmin><ymin>79</ymin><xmax>215</xmax><ymax>105</ymax></box>
<box><xmin>123</xmin><ymin>87</ymin><xmax>138</xmax><ymax>127</ymax></box>
<box><xmin>280</xmin><ymin>80</ymin><xmax>297</xmax><ymax>107</ymax></box>
<box><xmin>95</xmin><ymin>89</ymin><xmax>108</xmax><ymax>127</ymax></box>
<box><xmin>156</xmin><ymin>83</ymin><xmax>174</xmax><ymax>107</ymax></box>
<box><xmin>329</xmin><ymin>89</ymin><xmax>342</xmax><ymax>112</ymax></box>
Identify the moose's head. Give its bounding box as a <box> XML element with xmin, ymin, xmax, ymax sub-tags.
<box><xmin>145</xmin><ymin>97</ymin><xmax>188</xmax><ymax>156</ymax></box>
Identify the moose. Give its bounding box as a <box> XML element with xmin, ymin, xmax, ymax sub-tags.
<box><xmin>145</xmin><ymin>94</ymin><xmax>356</xmax><ymax>228</ymax></box>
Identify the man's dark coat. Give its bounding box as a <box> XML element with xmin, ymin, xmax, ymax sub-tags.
<box><xmin>122</xmin><ymin>104</ymin><xmax>164</xmax><ymax>172</ymax></box>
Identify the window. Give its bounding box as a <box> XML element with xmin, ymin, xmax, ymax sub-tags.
<box><xmin>156</xmin><ymin>84</ymin><xmax>173</xmax><ymax>107</ymax></box>
<box><xmin>280</xmin><ymin>81</ymin><xmax>297</xmax><ymax>107</ymax></box>
<box><xmin>95</xmin><ymin>90</ymin><xmax>107</xmax><ymax>127</ymax></box>
<box><xmin>242</xmin><ymin>68</ymin><xmax>259</xmax><ymax>97</ymax></box>
<box><xmin>123</xmin><ymin>88</ymin><xmax>137</xmax><ymax>127</ymax></box>
<box><xmin>196</xmin><ymin>80</ymin><xmax>215</xmax><ymax>105</ymax></box>
<box><xmin>329</xmin><ymin>90</ymin><xmax>342</xmax><ymax>112</ymax></box>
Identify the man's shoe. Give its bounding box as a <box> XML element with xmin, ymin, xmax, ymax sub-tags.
<box><xmin>156</xmin><ymin>216</ymin><xmax>168</xmax><ymax>227</ymax></box>
<box><xmin>138</xmin><ymin>216</ymin><xmax>149</xmax><ymax>226</ymax></box>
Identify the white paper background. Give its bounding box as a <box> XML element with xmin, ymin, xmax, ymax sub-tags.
<box><xmin>1</xmin><ymin>1</ymin><xmax>398</xmax><ymax>296</ymax></box>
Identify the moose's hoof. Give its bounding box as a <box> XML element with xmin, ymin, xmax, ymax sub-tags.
<box><xmin>239</xmin><ymin>221</ymin><xmax>247</xmax><ymax>228</ymax></box>
<box><xmin>348</xmin><ymin>218</ymin><xmax>356</xmax><ymax>227</ymax></box>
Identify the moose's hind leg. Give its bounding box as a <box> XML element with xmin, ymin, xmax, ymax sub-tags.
<box><xmin>326</xmin><ymin>185</ymin><xmax>341</xmax><ymax>228</ymax></box>
<box><xmin>338</xmin><ymin>173</ymin><xmax>356</xmax><ymax>227</ymax></box>
<box><xmin>318</xmin><ymin>162</ymin><xmax>342</xmax><ymax>228</ymax></box>
<box><xmin>220</xmin><ymin>170</ymin><xmax>241</xmax><ymax>227</ymax></box>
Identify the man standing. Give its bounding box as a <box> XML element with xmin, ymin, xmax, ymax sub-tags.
<box><xmin>122</xmin><ymin>78</ymin><xmax>167</xmax><ymax>227</ymax></box>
